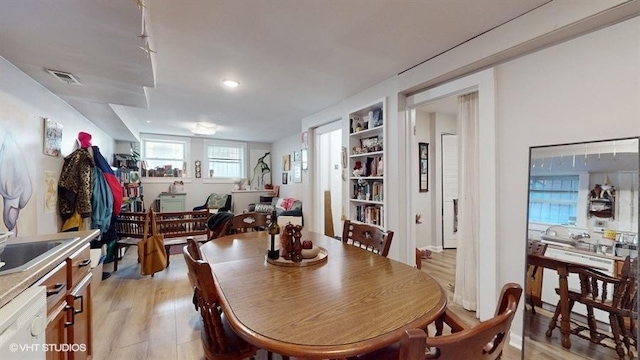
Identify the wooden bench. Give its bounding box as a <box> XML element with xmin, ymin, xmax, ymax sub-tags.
<box><xmin>114</xmin><ymin>212</ymin><xmax>148</xmax><ymax>272</ymax></box>
<box><xmin>153</xmin><ymin>209</ymin><xmax>211</xmax><ymax>267</ymax></box>
<box><xmin>114</xmin><ymin>209</ymin><xmax>211</xmax><ymax>271</ymax></box>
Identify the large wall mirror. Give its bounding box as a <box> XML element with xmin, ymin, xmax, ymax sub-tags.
<box><xmin>523</xmin><ymin>137</ymin><xmax>639</xmax><ymax>359</ymax></box>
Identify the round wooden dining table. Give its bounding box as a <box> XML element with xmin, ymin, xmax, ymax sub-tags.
<box><xmin>200</xmin><ymin>230</ymin><xmax>446</xmax><ymax>359</ymax></box>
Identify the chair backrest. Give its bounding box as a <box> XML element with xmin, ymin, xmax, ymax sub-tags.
<box><xmin>571</xmin><ymin>256</ymin><xmax>637</xmax><ymax>315</ymax></box>
<box><xmin>183</xmin><ymin>238</ymin><xmax>202</xmax><ymax>290</ymax></box>
<box><xmin>420</xmin><ymin>283</ymin><xmax>522</xmax><ymax>360</ymax></box>
<box><xmin>612</xmin><ymin>256</ymin><xmax>637</xmax><ymax>313</ymax></box>
<box><xmin>153</xmin><ymin>209</ymin><xmax>211</xmax><ymax>240</ymax></box>
<box><xmin>115</xmin><ymin>212</ymin><xmax>148</xmax><ymax>239</ymax></box>
<box><xmin>342</xmin><ymin>220</ymin><xmax>393</xmax><ymax>257</ymax></box>
<box><xmin>182</xmin><ymin>245</ymin><xmax>231</xmax><ymax>354</ymax></box>
<box><xmin>230</xmin><ymin>212</ymin><xmax>269</xmax><ymax>233</ymax></box>
<box><xmin>528</xmin><ymin>240</ymin><xmax>547</xmax><ymax>256</ymax></box>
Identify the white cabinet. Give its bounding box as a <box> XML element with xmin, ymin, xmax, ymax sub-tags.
<box><xmin>348</xmin><ymin>99</ymin><xmax>386</xmax><ymax>229</ymax></box>
<box><xmin>158</xmin><ymin>193</ymin><xmax>186</xmax><ymax>212</ymax></box>
<box><xmin>231</xmin><ymin>190</ymin><xmax>272</xmax><ymax>213</ymax></box>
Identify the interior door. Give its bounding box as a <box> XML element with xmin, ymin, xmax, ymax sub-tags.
<box><xmin>314</xmin><ymin>121</ymin><xmax>343</xmax><ymax>236</ymax></box>
<box><xmin>442</xmin><ymin>134</ymin><xmax>458</xmax><ymax>248</ymax></box>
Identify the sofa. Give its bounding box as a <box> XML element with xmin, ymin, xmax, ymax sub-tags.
<box><xmin>248</xmin><ymin>197</ymin><xmax>303</xmax><ymax>225</ymax></box>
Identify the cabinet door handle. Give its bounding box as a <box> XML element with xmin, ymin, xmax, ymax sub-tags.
<box><xmin>64</xmin><ymin>304</ymin><xmax>75</xmax><ymax>327</ymax></box>
<box><xmin>74</xmin><ymin>295</ymin><xmax>84</xmax><ymax>315</ymax></box>
<box><xmin>78</xmin><ymin>259</ymin><xmax>91</xmax><ymax>267</ymax></box>
<box><xmin>46</xmin><ymin>283</ymin><xmax>65</xmax><ymax>297</ymax></box>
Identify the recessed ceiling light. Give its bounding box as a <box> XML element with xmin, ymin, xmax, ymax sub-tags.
<box><xmin>146</xmin><ymin>120</ymin><xmax>151</xmax><ymax>123</ymax></box>
<box><xmin>222</xmin><ymin>79</ymin><xmax>240</xmax><ymax>88</ymax></box>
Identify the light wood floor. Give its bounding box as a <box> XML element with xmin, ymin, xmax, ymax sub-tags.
<box><xmin>94</xmin><ymin>247</ymin><xmax>615</xmax><ymax>360</ymax></box>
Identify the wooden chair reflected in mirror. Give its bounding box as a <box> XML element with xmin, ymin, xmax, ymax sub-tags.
<box><xmin>546</xmin><ymin>256</ymin><xmax>638</xmax><ymax>359</ymax></box>
<box><xmin>342</xmin><ymin>220</ymin><xmax>393</xmax><ymax>257</ymax></box>
<box><xmin>526</xmin><ymin>240</ymin><xmax>548</xmax><ymax>314</ymax></box>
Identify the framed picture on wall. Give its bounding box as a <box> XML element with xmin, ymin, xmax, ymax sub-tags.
<box><xmin>43</xmin><ymin>118</ymin><xmax>62</xmax><ymax>157</ymax></box>
<box><xmin>282</xmin><ymin>155</ymin><xmax>291</xmax><ymax>171</ymax></box>
<box><xmin>301</xmin><ymin>149</ymin><xmax>308</xmax><ymax>170</ymax></box>
<box><xmin>282</xmin><ymin>172</ymin><xmax>288</xmax><ymax>185</ymax></box>
<box><xmin>419</xmin><ymin>142</ymin><xmax>428</xmax><ymax>192</ymax></box>
<box><xmin>293</xmin><ymin>162</ymin><xmax>302</xmax><ymax>183</ymax></box>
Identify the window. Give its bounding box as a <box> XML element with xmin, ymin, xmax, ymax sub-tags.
<box><xmin>141</xmin><ymin>134</ymin><xmax>190</xmax><ymax>178</ymax></box>
<box><xmin>528</xmin><ymin>175</ymin><xmax>579</xmax><ymax>225</ymax></box>
<box><xmin>204</xmin><ymin>140</ymin><xmax>246</xmax><ymax>179</ymax></box>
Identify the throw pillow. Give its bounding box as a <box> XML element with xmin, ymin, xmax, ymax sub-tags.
<box><xmin>254</xmin><ymin>203</ymin><xmax>274</xmax><ymax>213</ymax></box>
<box><xmin>207</xmin><ymin>193</ymin><xmax>228</xmax><ymax>209</ymax></box>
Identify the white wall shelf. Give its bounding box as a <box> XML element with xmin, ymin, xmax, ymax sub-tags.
<box><xmin>348</xmin><ymin>99</ymin><xmax>386</xmax><ymax>229</ymax></box>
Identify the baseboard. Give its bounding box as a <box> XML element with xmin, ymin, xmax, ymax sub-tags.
<box><xmin>425</xmin><ymin>245</ymin><xmax>443</xmax><ymax>252</ymax></box>
<box><xmin>509</xmin><ymin>332</ymin><xmax>523</xmax><ymax>351</ymax></box>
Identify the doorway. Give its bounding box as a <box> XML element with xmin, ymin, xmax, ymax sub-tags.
<box><xmin>405</xmin><ymin>68</ymin><xmax>497</xmax><ymax>321</ymax></box>
<box><xmin>314</xmin><ymin>121</ymin><xmax>343</xmax><ymax>237</ymax></box>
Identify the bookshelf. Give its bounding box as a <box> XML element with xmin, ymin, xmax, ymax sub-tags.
<box><xmin>114</xmin><ymin>155</ymin><xmax>144</xmax><ymax>213</ymax></box>
<box><xmin>348</xmin><ymin>99</ymin><xmax>386</xmax><ymax>229</ymax></box>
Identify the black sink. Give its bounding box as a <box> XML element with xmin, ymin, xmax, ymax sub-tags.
<box><xmin>0</xmin><ymin>238</ymin><xmax>78</xmax><ymax>275</ymax></box>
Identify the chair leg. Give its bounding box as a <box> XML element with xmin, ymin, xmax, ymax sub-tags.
<box><xmin>546</xmin><ymin>301</ymin><xmax>562</xmax><ymax>337</ymax></box>
<box><xmin>113</xmin><ymin>244</ymin><xmax>120</xmax><ymax>271</ymax></box>
<box><xmin>617</xmin><ymin>314</ymin><xmax>633</xmax><ymax>358</ymax></box>
<box><xmin>546</xmin><ymin>299</ymin><xmax>574</xmax><ymax>338</ymax></box>
<box><xmin>609</xmin><ymin>313</ymin><xmax>627</xmax><ymax>359</ymax></box>
<box><xmin>585</xmin><ymin>305</ymin><xmax>598</xmax><ymax>343</ymax></box>
<box><xmin>164</xmin><ymin>245</ymin><xmax>171</xmax><ymax>267</ymax></box>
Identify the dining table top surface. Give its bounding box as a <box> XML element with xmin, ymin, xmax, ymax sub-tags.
<box><xmin>199</xmin><ymin>230</ymin><xmax>446</xmax><ymax>358</ymax></box>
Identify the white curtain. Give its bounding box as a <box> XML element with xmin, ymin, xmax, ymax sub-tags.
<box><xmin>453</xmin><ymin>91</ymin><xmax>479</xmax><ymax>311</ymax></box>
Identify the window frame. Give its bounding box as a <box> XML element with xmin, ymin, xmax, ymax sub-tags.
<box><xmin>202</xmin><ymin>139</ymin><xmax>248</xmax><ymax>183</ymax></box>
<box><xmin>140</xmin><ymin>134</ymin><xmax>191</xmax><ymax>183</ymax></box>
<box><xmin>528</xmin><ymin>174</ymin><xmax>582</xmax><ymax>226</ymax></box>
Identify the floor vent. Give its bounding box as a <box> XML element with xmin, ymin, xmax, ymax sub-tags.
<box><xmin>46</xmin><ymin>69</ymin><xmax>81</xmax><ymax>85</ymax></box>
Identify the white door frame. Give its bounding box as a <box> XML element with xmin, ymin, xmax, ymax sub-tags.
<box><xmin>405</xmin><ymin>68</ymin><xmax>497</xmax><ymax>321</ymax></box>
<box><xmin>313</xmin><ymin>120</ymin><xmax>343</xmax><ymax>235</ymax></box>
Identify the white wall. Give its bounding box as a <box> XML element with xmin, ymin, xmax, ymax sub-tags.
<box><xmin>127</xmin><ymin>137</ymin><xmax>271</xmax><ymax>211</ymax></box>
<box><xmin>0</xmin><ymin>57</ymin><xmax>115</xmax><ymax>236</ymax></box>
<box><xmin>271</xmin><ymin>133</ymin><xmax>305</xmax><ymax>201</ymax></box>
<box><xmin>496</xmin><ymin>17</ymin><xmax>639</xmax><ymax>343</ymax></box>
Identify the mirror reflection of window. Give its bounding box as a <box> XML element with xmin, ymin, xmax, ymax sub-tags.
<box><xmin>524</xmin><ymin>137</ymin><xmax>639</xmax><ymax>359</ymax></box>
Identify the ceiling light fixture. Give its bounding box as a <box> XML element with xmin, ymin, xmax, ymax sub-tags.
<box><xmin>222</xmin><ymin>79</ymin><xmax>240</xmax><ymax>88</ymax></box>
<box><xmin>191</xmin><ymin>122</ymin><xmax>218</xmax><ymax>136</ymax></box>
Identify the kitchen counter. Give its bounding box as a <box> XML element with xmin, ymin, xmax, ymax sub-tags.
<box><xmin>0</xmin><ymin>230</ymin><xmax>99</xmax><ymax>308</ymax></box>
<box><xmin>536</xmin><ymin>239</ymin><xmax>626</xmax><ymax>262</ymax></box>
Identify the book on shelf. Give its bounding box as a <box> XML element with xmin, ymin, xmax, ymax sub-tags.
<box><xmin>355</xmin><ymin>205</ymin><xmax>383</xmax><ymax>227</ymax></box>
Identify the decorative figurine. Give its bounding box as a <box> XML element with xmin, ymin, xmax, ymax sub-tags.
<box><xmin>291</xmin><ymin>225</ymin><xmax>303</xmax><ymax>262</ymax></box>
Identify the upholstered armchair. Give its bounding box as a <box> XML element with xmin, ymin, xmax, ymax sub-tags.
<box><xmin>193</xmin><ymin>193</ymin><xmax>232</xmax><ymax>212</ymax></box>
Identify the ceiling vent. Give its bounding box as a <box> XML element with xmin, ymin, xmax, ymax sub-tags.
<box><xmin>46</xmin><ymin>69</ymin><xmax>81</xmax><ymax>85</ymax></box>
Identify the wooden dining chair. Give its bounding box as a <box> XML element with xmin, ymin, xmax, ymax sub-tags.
<box><xmin>230</xmin><ymin>212</ymin><xmax>269</xmax><ymax>233</ymax></box>
<box><xmin>526</xmin><ymin>240</ymin><xmax>548</xmax><ymax>314</ymax></box>
<box><xmin>342</xmin><ymin>220</ymin><xmax>393</xmax><ymax>257</ymax></box>
<box><xmin>546</xmin><ymin>256</ymin><xmax>637</xmax><ymax>359</ymax></box>
<box><xmin>358</xmin><ymin>283</ymin><xmax>522</xmax><ymax>360</ymax></box>
<box><xmin>182</xmin><ymin>243</ymin><xmax>257</xmax><ymax>360</ymax></box>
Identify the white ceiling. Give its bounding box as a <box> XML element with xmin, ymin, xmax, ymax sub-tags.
<box><xmin>0</xmin><ymin>0</ymin><xmax>552</xmax><ymax>143</ymax></box>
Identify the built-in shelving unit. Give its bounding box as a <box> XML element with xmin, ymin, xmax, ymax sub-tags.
<box><xmin>348</xmin><ymin>99</ymin><xmax>386</xmax><ymax>229</ymax></box>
